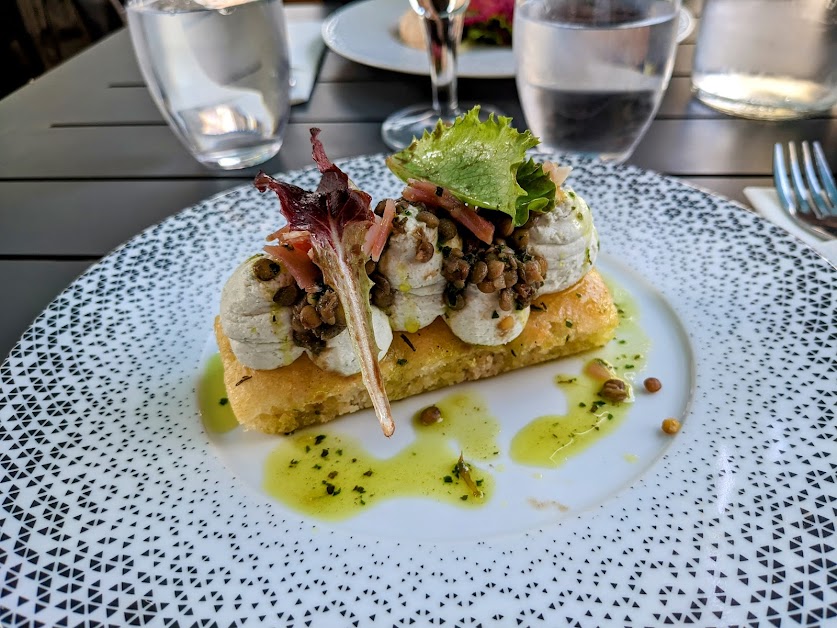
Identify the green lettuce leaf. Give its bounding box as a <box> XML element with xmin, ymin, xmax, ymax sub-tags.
<box><xmin>385</xmin><ymin>107</ymin><xmax>556</xmax><ymax>226</ymax></box>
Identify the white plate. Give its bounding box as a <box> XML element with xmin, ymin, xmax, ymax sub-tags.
<box><xmin>321</xmin><ymin>0</ymin><xmax>695</xmax><ymax>79</ymax></box>
<box><xmin>322</xmin><ymin>0</ymin><xmax>515</xmax><ymax>78</ymax></box>
<box><xmin>1</xmin><ymin>153</ymin><xmax>835</xmax><ymax>625</ymax></box>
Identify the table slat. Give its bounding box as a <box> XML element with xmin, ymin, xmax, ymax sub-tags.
<box><xmin>3</xmin><ymin>119</ymin><xmax>835</xmax><ymax>180</ymax></box>
<box><xmin>0</xmin><ymin>123</ymin><xmax>389</xmax><ymax>179</ymax></box>
<box><xmin>0</xmin><ymin>180</ymin><xmax>241</xmax><ymax>256</ymax></box>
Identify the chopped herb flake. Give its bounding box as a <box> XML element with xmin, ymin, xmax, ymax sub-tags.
<box><xmin>219</xmin><ymin>397</ymin><xmax>228</xmax><ymax>406</ymax></box>
<box><xmin>565</xmin><ymin>320</ymin><xmax>573</xmax><ymax>328</ymax></box>
<box><xmin>443</xmin><ymin>475</ymin><xmax>453</xmax><ymax>483</ymax></box>
<box><xmin>400</xmin><ymin>333</ymin><xmax>416</xmax><ymax>352</ymax></box>
<box><xmin>396</xmin><ymin>358</ymin><xmax>408</xmax><ymax>366</ymax></box>
<box><xmin>314</xmin><ymin>434</ymin><xmax>326</xmax><ymax>445</ymax></box>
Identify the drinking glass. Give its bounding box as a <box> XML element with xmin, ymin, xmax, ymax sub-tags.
<box><xmin>514</xmin><ymin>0</ymin><xmax>681</xmax><ymax>163</ymax></box>
<box><xmin>127</xmin><ymin>0</ymin><xmax>291</xmax><ymax>170</ymax></box>
<box><xmin>692</xmin><ymin>0</ymin><xmax>837</xmax><ymax>120</ymax></box>
<box><xmin>382</xmin><ymin>0</ymin><xmax>500</xmax><ymax>150</ymax></box>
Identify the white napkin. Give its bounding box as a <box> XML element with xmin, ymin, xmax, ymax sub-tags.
<box><xmin>743</xmin><ymin>187</ymin><xmax>837</xmax><ymax>267</ymax></box>
<box><xmin>289</xmin><ymin>21</ymin><xmax>325</xmax><ymax>105</ymax></box>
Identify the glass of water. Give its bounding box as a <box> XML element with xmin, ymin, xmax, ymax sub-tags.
<box><xmin>514</xmin><ymin>0</ymin><xmax>681</xmax><ymax>163</ymax></box>
<box><xmin>127</xmin><ymin>0</ymin><xmax>291</xmax><ymax>170</ymax></box>
<box><xmin>692</xmin><ymin>0</ymin><xmax>837</xmax><ymax>120</ymax></box>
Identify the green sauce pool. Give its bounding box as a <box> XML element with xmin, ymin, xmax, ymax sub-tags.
<box><xmin>197</xmin><ymin>353</ymin><xmax>238</xmax><ymax>434</ymax></box>
<box><xmin>510</xmin><ymin>278</ymin><xmax>649</xmax><ymax>467</ymax></box>
<box><xmin>262</xmin><ymin>392</ymin><xmax>500</xmax><ymax>521</ymax></box>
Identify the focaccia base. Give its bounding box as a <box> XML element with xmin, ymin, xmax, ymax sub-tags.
<box><xmin>215</xmin><ymin>269</ymin><xmax>618</xmax><ymax>434</ymax></box>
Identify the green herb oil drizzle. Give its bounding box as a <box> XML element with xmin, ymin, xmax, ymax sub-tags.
<box><xmin>197</xmin><ymin>353</ymin><xmax>238</xmax><ymax>434</ymax></box>
<box><xmin>262</xmin><ymin>392</ymin><xmax>500</xmax><ymax>521</ymax></box>
<box><xmin>510</xmin><ymin>279</ymin><xmax>649</xmax><ymax>467</ymax></box>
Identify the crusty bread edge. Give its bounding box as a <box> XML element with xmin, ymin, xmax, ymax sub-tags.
<box><xmin>215</xmin><ymin>269</ymin><xmax>619</xmax><ymax>434</ymax></box>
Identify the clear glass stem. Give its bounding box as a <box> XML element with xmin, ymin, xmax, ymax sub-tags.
<box><xmin>421</xmin><ymin>12</ymin><xmax>465</xmax><ymax>119</ymax></box>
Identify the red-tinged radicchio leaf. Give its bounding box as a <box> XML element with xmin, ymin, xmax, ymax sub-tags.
<box><xmin>254</xmin><ymin>129</ymin><xmax>395</xmax><ymax>437</ymax></box>
<box><xmin>464</xmin><ymin>0</ymin><xmax>513</xmax><ymax>26</ymax></box>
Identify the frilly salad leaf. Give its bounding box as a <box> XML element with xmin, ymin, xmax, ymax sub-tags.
<box><xmin>255</xmin><ymin>130</ymin><xmax>395</xmax><ymax>437</ymax></box>
<box><xmin>385</xmin><ymin>107</ymin><xmax>556</xmax><ymax>226</ymax></box>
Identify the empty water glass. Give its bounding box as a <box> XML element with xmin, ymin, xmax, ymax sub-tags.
<box><xmin>514</xmin><ymin>0</ymin><xmax>681</xmax><ymax>163</ymax></box>
<box><xmin>127</xmin><ymin>0</ymin><xmax>291</xmax><ymax>170</ymax></box>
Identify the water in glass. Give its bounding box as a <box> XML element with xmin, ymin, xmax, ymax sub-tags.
<box><xmin>692</xmin><ymin>0</ymin><xmax>837</xmax><ymax>120</ymax></box>
<box><xmin>514</xmin><ymin>0</ymin><xmax>679</xmax><ymax>163</ymax></box>
<box><xmin>127</xmin><ymin>0</ymin><xmax>290</xmax><ymax>169</ymax></box>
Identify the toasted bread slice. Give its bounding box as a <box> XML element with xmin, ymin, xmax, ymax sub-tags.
<box><xmin>215</xmin><ymin>269</ymin><xmax>618</xmax><ymax>434</ymax></box>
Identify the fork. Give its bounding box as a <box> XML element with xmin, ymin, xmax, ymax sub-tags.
<box><xmin>773</xmin><ymin>141</ymin><xmax>837</xmax><ymax>240</ymax></box>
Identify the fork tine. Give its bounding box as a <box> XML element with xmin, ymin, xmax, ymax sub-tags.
<box><xmin>788</xmin><ymin>141</ymin><xmax>820</xmax><ymax>218</ymax></box>
<box><xmin>800</xmin><ymin>141</ymin><xmax>833</xmax><ymax>217</ymax></box>
<box><xmin>773</xmin><ymin>143</ymin><xmax>837</xmax><ymax>241</ymax></box>
<box><xmin>812</xmin><ymin>141</ymin><xmax>837</xmax><ymax>215</ymax></box>
<box><xmin>773</xmin><ymin>143</ymin><xmax>796</xmax><ymax>213</ymax></box>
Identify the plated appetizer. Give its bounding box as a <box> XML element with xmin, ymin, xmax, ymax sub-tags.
<box><xmin>215</xmin><ymin>108</ymin><xmax>618</xmax><ymax>436</ymax></box>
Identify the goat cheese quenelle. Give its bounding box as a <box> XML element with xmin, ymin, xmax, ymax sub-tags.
<box><xmin>215</xmin><ymin>108</ymin><xmax>618</xmax><ymax>437</ymax></box>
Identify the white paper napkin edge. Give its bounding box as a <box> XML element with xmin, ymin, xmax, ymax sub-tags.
<box><xmin>743</xmin><ymin>186</ymin><xmax>837</xmax><ymax>267</ymax></box>
<box><xmin>289</xmin><ymin>20</ymin><xmax>325</xmax><ymax>106</ymax></box>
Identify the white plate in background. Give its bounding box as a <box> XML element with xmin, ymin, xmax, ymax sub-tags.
<box><xmin>322</xmin><ymin>0</ymin><xmax>696</xmax><ymax>78</ymax></box>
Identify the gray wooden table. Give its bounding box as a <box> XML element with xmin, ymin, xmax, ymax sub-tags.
<box><xmin>1</xmin><ymin>2</ymin><xmax>835</xmax><ymax>362</ymax></box>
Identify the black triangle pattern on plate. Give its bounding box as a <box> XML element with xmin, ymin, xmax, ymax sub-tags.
<box><xmin>0</xmin><ymin>155</ymin><xmax>835</xmax><ymax>626</ymax></box>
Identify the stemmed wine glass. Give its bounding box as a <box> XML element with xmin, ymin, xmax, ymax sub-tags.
<box><xmin>381</xmin><ymin>0</ymin><xmax>500</xmax><ymax>150</ymax></box>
